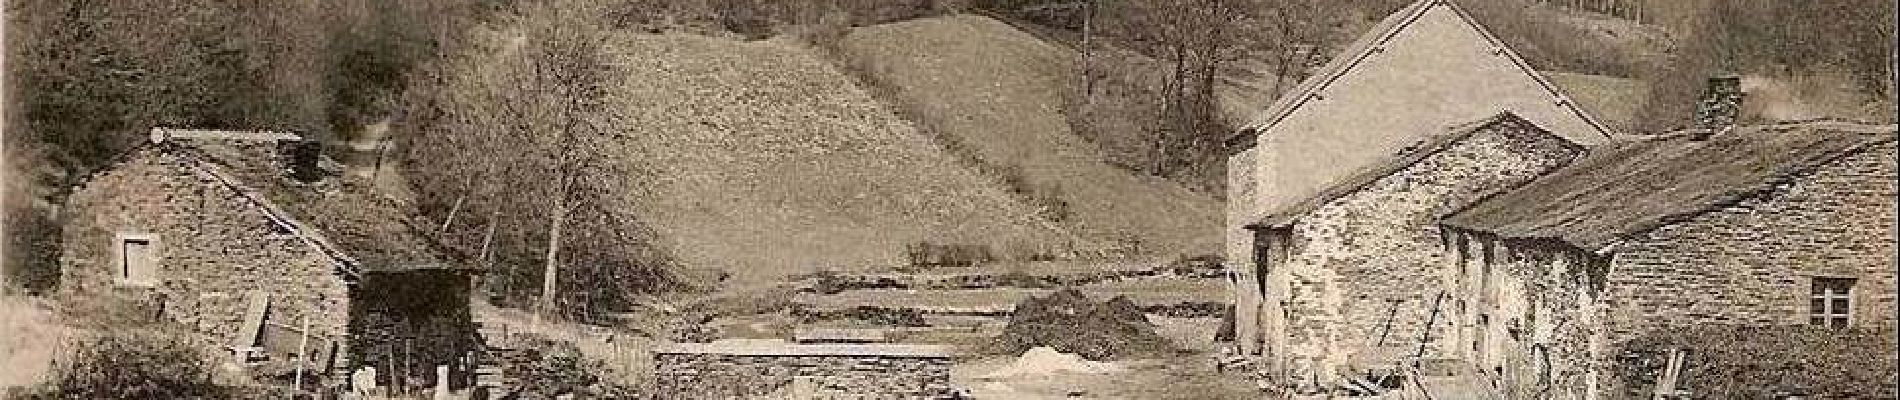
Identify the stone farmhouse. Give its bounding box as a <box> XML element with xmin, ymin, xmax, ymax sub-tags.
<box><xmin>1224</xmin><ymin>0</ymin><xmax>1611</xmax><ymax>378</ymax></box>
<box><xmin>58</xmin><ymin>128</ymin><xmax>481</xmax><ymax>390</ymax></box>
<box><xmin>1224</xmin><ymin>0</ymin><xmax>1899</xmax><ymax>397</ymax></box>
<box><xmin>1240</xmin><ymin>112</ymin><xmax>1585</xmax><ymax>386</ymax></box>
<box><xmin>1436</xmin><ymin>120</ymin><xmax>1896</xmax><ymax>398</ymax></box>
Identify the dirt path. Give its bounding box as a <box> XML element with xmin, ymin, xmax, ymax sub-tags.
<box><xmin>954</xmin><ymin>352</ymin><xmax>1262</xmax><ymax>399</ymax></box>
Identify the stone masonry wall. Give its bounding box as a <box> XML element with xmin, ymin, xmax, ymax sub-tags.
<box><xmin>59</xmin><ymin>147</ymin><xmax>353</xmax><ymax>351</ymax></box>
<box><xmin>1446</xmin><ymin>234</ymin><xmax>1606</xmax><ymax>400</ymax></box>
<box><xmin>1604</xmin><ymin>139</ymin><xmax>1899</xmax><ymax>344</ymax></box>
<box><xmin>653</xmin><ymin>343</ymin><xmax>955</xmax><ymax>399</ymax></box>
<box><xmin>1268</xmin><ymin>118</ymin><xmax>1581</xmax><ymax>384</ymax></box>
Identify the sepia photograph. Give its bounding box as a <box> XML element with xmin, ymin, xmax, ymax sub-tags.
<box><xmin>0</xmin><ymin>0</ymin><xmax>1895</xmax><ymax>398</ymax></box>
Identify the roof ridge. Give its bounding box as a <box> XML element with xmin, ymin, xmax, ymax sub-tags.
<box><xmin>1442</xmin><ymin>124</ymin><xmax>1896</xmax><ymax>250</ymax></box>
<box><xmin>1249</xmin><ymin>112</ymin><xmax>1566</xmax><ymax>229</ymax></box>
<box><xmin>164</xmin><ymin>145</ymin><xmax>364</xmax><ymax>278</ymax></box>
<box><xmin>1236</xmin><ymin>0</ymin><xmax>1614</xmax><ymax>142</ymax></box>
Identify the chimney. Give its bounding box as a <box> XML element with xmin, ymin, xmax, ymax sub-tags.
<box><xmin>283</xmin><ymin>139</ymin><xmax>324</xmax><ymax>183</ymax></box>
<box><xmin>1692</xmin><ymin>74</ymin><xmax>1745</xmax><ymax>136</ymax></box>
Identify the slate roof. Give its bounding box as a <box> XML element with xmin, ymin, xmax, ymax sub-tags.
<box><xmin>1247</xmin><ymin>112</ymin><xmax>1579</xmax><ymax>229</ymax></box>
<box><xmin>151</xmin><ymin>129</ymin><xmax>464</xmax><ymax>276</ymax></box>
<box><xmin>1443</xmin><ymin>121</ymin><xmax>1898</xmax><ymax>251</ymax></box>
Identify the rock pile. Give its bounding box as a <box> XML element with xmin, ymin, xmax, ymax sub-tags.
<box><xmin>990</xmin><ymin>289</ymin><xmax>1172</xmax><ymax>360</ymax></box>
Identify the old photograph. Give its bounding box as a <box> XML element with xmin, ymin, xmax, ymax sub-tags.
<box><xmin>1</xmin><ymin>0</ymin><xmax>1896</xmax><ymax>398</ymax></box>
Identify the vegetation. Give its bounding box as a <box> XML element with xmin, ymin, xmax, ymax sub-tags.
<box><xmin>11</xmin><ymin>330</ymin><xmax>234</xmax><ymax>399</ymax></box>
<box><xmin>2</xmin><ymin>0</ymin><xmax>501</xmax><ymax>291</ymax></box>
<box><xmin>498</xmin><ymin>334</ymin><xmax>639</xmax><ymax>399</ymax></box>
<box><xmin>1615</xmin><ymin>325</ymin><xmax>1899</xmax><ymax>399</ymax></box>
<box><xmin>1634</xmin><ymin>0</ymin><xmax>1897</xmax><ymax>130</ymax></box>
<box><xmin>397</xmin><ymin>0</ymin><xmax>684</xmax><ymax>321</ymax></box>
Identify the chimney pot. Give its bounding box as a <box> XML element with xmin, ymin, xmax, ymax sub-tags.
<box><xmin>1692</xmin><ymin>74</ymin><xmax>1745</xmax><ymax>137</ymax></box>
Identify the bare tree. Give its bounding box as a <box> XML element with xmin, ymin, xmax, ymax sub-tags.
<box><xmin>399</xmin><ymin>1</ymin><xmax>678</xmax><ymax>323</ymax></box>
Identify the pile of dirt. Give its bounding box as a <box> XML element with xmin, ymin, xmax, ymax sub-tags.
<box><xmin>980</xmin><ymin>347</ymin><xmax>1125</xmax><ymax>380</ymax></box>
<box><xmin>990</xmin><ymin>289</ymin><xmax>1172</xmax><ymax>360</ymax></box>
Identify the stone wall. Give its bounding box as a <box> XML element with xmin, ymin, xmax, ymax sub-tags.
<box><xmin>1264</xmin><ymin>117</ymin><xmax>1581</xmax><ymax>384</ymax></box>
<box><xmin>1444</xmin><ymin>234</ymin><xmax>1608</xmax><ymax>400</ymax></box>
<box><xmin>652</xmin><ymin>341</ymin><xmax>955</xmax><ymax>399</ymax></box>
<box><xmin>59</xmin><ymin>146</ymin><xmax>353</xmax><ymax>358</ymax></box>
<box><xmin>1604</xmin><ymin>139</ymin><xmax>1899</xmax><ymax>344</ymax></box>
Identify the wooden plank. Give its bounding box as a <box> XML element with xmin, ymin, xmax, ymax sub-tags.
<box><xmin>236</xmin><ymin>291</ymin><xmax>270</xmax><ymax>347</ymax></box>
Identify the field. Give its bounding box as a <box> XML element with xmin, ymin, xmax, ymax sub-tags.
<box><xmin>594</xmin><ymin>32</ymin><xmax>1080</xmax><ymax>284</ymax></box>
<box><xmin>837</xmin><ymin>15</ymin><xmax>1224</xmax><ymax>258</ymax></box>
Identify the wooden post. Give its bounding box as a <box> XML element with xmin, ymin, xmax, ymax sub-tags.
<box><xmin>293</xmin><ymin>314</ymin><xmax>311</xmax><ymax>393</ymax></box>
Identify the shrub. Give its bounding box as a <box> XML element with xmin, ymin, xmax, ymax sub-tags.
<box><xmin>15</xmin><ymin>330</ymin><xmax>234</xmax><ymax>399</ymax></box>
<box><xmin>500</xmin><ymin>334</ymin><xmax>637</xmax><ymax>399</ymax></box>
<box><xmin>904</xmin><ymin>242</ymin><xmax>997</xmax><ymax>270</ymax></box>
<box><xmin>1613</xmin><ymin>325</ymin><xmax>1899</xmax><ymax>399</ymax></box>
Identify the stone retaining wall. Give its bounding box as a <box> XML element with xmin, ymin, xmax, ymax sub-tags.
<box><xmin>652</xmin><ymin>341</ymin><xmax>955</xmax><ymax>399</ymax></box>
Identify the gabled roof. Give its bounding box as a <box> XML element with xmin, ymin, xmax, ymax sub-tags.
<box><xmin>1443</xmin><ymin>121</ymin><xmax>1899</xmax><ymax>251</ymax></box>
<box><xmin>1248</xmin><ymin>112</ymin><xmax>1578</xmax><ymax>229</ymax></box>
<box><xmin>145</xmin><ymin>129</ymin><xmax>465</xmax><ymax>276</ymax></box>
<box><xmin>1238</xmin><ymin>0</ymin><xmax>1613</xmax><ymax>142</ymax></box>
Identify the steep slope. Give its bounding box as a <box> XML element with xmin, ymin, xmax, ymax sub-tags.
<box><xmin>1544</xmin><ymin>71</ymin><xmax>1650</xmax><ymax>133</ymax></box>
<box><xmin>836</xmin><ymin>15</ymin><xmax>1223</xmax><ymax>257</ymax></box>
<box><xmin>598</xmin><ymin>32</ymin><xmax>1078</xmax><ymax>283</ymax></box>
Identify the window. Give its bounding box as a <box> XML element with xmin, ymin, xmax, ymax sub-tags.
<box><xmin>1809</xmin><ymin>277</ymin><xmax>1854</xmax><ymax>328</ymax></box>
<box><xmin>117</xmin><ymin>234</ymin><xmax>157</xmax><ymax>286</ymax></box>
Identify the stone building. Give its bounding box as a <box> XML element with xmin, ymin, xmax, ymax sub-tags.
<box><xmin>1239</xmin><ymin>113</ymin><xmax>1583</xmax><ymax>386</ymax></box>
<box><xmin>58</xmin><ymin>128</ymin><xmax>481</xmax><ymax>389</ymax></box>
<box><xmin>1225</xmin><ymin>0</ymin><xmax>1613</xmax><ymax>361</ymax></box>
<box><xmin>1223</xmin><ymin>1</ymin><xmax>1899</xmax><ymax>397</ymax></box>
<box><xmin>1439</xmin><ymin>121</ymin><xmax>1898</xmax><ymax>398</ymax></box>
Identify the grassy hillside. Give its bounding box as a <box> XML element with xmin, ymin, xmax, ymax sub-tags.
<box><xmin>597</xmin><ymin>32</ymin><xmax>1080</xmax><ymax>284</ymax></box>
<box><xmin>1544</xmin><ymin>71</ymin><xmax>1651</xmax><ymax>133</ymax></box>
<box><xmin>835</xmin><ymin>15</ymin><xmax>1223</xmax><ymax>259</ymax></box>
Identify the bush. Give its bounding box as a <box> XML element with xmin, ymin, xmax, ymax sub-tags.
<box><xmin>15</xmin><ymin>330</ymin><xmax>234</xmax><ymax>399</ymax></box>
<box><xmin>1613</xmin><ymin>325</ymin><xmax>1899</xmax><ymax>399</ymax></box>
<box><xmin>904</xmin><ymin>242</ymin><xmax>996</xmax><ymax>269</ymax></box>
<box><xmin>500</xmin><ymin>334</ymin><xmax>637</xmax><ymax>399</ymax></box>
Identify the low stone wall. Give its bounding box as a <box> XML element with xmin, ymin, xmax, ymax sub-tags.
<box><xmin>652</xmin><ymin>341</ymin><xmax>955</xmax><ymax>399</ymax></box>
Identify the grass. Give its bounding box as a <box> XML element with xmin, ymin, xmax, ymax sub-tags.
<box><xmin>1544</xmin><ymin>71</ymin><xmax>1651</xmax><ymax>134</ymax></box>
<box><xmin>593</xmin><ymin>31</ymin><xmax>1081</xmax><ymax>284</ymax></box>
<box><xmin>797</xmin><ymin>276</ymin><xmax>1229</xmax><ymax>313</ymax></box>
<box><xmin>835</xmin><ymin>15</ymin><xmax>1222</xmax><ymax>260</ymax></box>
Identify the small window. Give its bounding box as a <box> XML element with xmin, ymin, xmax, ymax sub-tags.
<box><xmin>117</xmin><ymin>234</ymin><xmax>157</xmax><ymax>286</ymax></box>
<box><xmin>1809</xmin><ymin>277</ymin><xmax>1854</xmax><ymax>328</ymax></box>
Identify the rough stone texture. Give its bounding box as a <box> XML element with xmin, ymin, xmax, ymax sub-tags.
<box><xmin>1693</xmin><ymin>75</ymin><xmax>1744</xmax><ymax>130</ymax></box>
<box><xmin>1260</xmin><ymin>118</ymin><xmax>1581</xmax><ymax>384</ymax></box>
<box><xmin>653</xmin><ymin>342</ymin><xmax>956</xmax><ymax>399</ymax></box>
<box><xmin>1443</xmin><ymin>234</ymin><xmax>1607</xmax><ymax>400</ymax></box>
<box><xmin>59</xmin><ymin>146</ymin><xmax>354</xmax><ymax>348</ymax></box>
<box><xmin>59</xmin><ymin>141</ymin><xmax>482</xmax><ymax>387</ymax></box>
<box><xmin>1444</xmin><ymin>139</ymin><xmax>1898</xmax><ymax>399</ymax></box>
<box><xmin>1603</xmin><ymin>139</ymin><xmax>1899</xmax><ymax>343</ymax></box>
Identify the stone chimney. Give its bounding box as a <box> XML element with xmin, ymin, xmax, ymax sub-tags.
<box><xmin>282</xmin><ymin>139</ymin><xmax>324</xmax><ymax>183</ymax></box>
<box><xmin>1692</xmin><ymin>74</ymin><xmax>1745</xmax><ymax>135</ymax></box>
